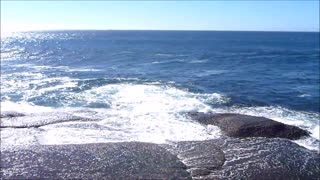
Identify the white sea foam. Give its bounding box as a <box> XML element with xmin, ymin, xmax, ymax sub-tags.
<box><xmin>150</xmin><ymin>59</ymin><xmax>186</xmax><ymax>64</ymax></box>
<box><xmin>37</xmin><ymin>81</ymin><xmax>78</xmax><ymax>93</ymax></box>
<box><xmin>1</xmin><ymin>71</ymin><xmax>79</xmax><ymax>102</ymax></box>
<box><xmin>155</xmin><ymin>53</ymin><xmax>174</xmax><ymax>57</ymax></box>
<box><xmin>32</xmin><ymin>65</ymin><xmax>101</xmax><ymax>72</ymax></box>
<box><xmin>298</xmin><ymin>93</ymin><xmax>312</xmax><ymax>98</ymax></box>
<box><xmin>76</xmin><ymin>83</ymin><xmax>228</xmax><ymax>113</ymax></box>
<box><xmin>1</xmin><ymin>83</ymin><xmax>226</xmax><ymax>146</ymax></box>
<box><xmin>0</xmin><ymin>101</ymin><xmax>53</xmax><ymax>113</ymax></box>
<box><xmin>195</xmin><ymin>70</ymin><xmax>228</xmax><ymax>77</ymax></box>
<box><xmin>1</xmin><ymin>82</ymin><xmax>319</xmax><ymax>151</ymax></box>
<box><xmin>189</xmin><ymin>59</ymin><xmax>208</xmax><ymax>63</ymax></box>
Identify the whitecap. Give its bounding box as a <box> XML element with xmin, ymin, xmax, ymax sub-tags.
<box><xmin>195</xmin><ymin>70</ymin><xmax>228</xmax><ymax>77</ymax></box>
<box><xmin>32</xmin><ymin>65</ymin><xmax>101</xmax><ymax>72</ymax></box>
<box><xmin>155</xmin><ymin>53</ymin><xmax>174</xmax><ymax>57</ymax></box>
<box><xmin>189</xmin><ymin>59</ymin><xmax>208</xmax><ymax>63</ymax></box>
<box><xmin>298</xmin><ymin>93</ymin><xmax>312</xmax><ymax>97</ymax></box>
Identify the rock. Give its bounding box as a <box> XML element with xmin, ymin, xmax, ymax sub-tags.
<box><xmin>164</xmin><ymin>140</ymin><xmax>225</xmax><ymax>179</ymax></box>
<box><xmin>0</xmin><ymin>112</ymin><xmax>97</xmax><ymax>128</ymax></box>
<box><xmin>0</xmin><ymin>142</ymin><xmax>191</xmax><ymax>179</ymax></box>
<box><xmin>169</xmin><ymin>138</ymin><xmax>320</xmax><ymax>180</ymax></box>
<box><xmin>211</xmin><ymin>138</ymin><xmax>320</xmax><ymax>179</ymax></box>
<box><xmin>165</xmin><ymin>140</ymin><xmax>225</xmax><ymax>170</ymax></box>
<box><xmin>189</xmin><ymin>168</ymin><xmax>212</xmax><ymax>177</ymax></box>
<box><xmin>1</xmin><ymin>139</ymin><xmax>319</xmax><ymax>180</ymax></box>
<box><xmin>189</xmin><ymin>112</ymin><xmax>309</xmax><ymax>139</ymax></box>
<box><xmin>0</xmin><ymin>111</ymin><xmax>25</xmax><ymax>118</ymax></box>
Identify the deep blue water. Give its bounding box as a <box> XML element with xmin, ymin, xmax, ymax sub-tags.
<box><xmin>2</xmin><ymin>31</ymin><xmax>319</xmax><ymax>112</ymax></box>
<box><xmin>1</xmin><ymin>31</ymin><xmax>320</xmax><ymax>147</ymax></box>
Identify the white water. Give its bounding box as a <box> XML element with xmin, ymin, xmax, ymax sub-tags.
<box><xmin>1</xmin><ymin>83</ymin><xmax>319</xmax><ymax>151</ymax></box>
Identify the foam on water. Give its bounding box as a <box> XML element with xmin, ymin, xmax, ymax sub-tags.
<box><xmin>1</xmin><ymin>77</ymin><xmax>319</xmax><ymax>149</ymax></box>
<box><xmin>1</xmin><ymin>83</ymin><xmax>226</xmax><ymax>146</ymax></box>
<box><xmin>38</xmin><ymin>83</ymin><xmax>225</xmax><ymax>144</ymax></box>
<box><xmin>1</xmin><ymin>101</ymin><xmax>53</xmax><ymax>113</ymax></box>
<box><xmin>32</xmin><ymin>65</ymin><xmax>102</xmax><ymax>72</ymax></box>
<box><xmin>189</xmin><ymin>59</ymin><xmax>208</xmax><ymax>63</ymax></box>
<box><xmin>195</xmin><ymin>70</ymin><xmax>228</xmax><ymax>77</ymax></box>
<box><xmin>1</xmin><ymin>81</ymin><xmax>318</xmax><ymax>150</ymax></box>
<box><xmin>78</xmin><ymin>83</ymin><xmax>219</xmax><ymax>113</ymax></box>
<box><xmin>1</xmin><ymin>31</ymin><xmax>319</xmax><ymax>151</ymax></box>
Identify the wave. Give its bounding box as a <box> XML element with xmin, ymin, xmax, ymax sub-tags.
<box><xmin>0</xmin><ymin>100</ymin><xmax>222</xmax><ymax>146</ymax></box>
<box><xmin>1</xmin><ymin>80</ymin><xmax>318</xmax><ymax>151</ymax></box>
<box><xmin>32</xmin><ymin>65</ymin><xmax>102</xmax><ymax>72</ymax></box>
<box><xmin>155</xmin><ymin>53</ymin><xmax>187</xmax><ymax>57</ymax></box>
<box><xmin>195</xmin><ymin>70</ymin><xmax>228</xmax><ymax>77</ymax></box>
<box><xmin>10</xmin><ymin>64</ymin><xmax>102</xmax><ymax>72</ymax></box>
<box><xmin>150</xmin><ymin>59</ymin><xmax>186</xmax><ymax>64</ymax></box>
<box><xmin>189</xmin><ymin>59</ymin><xmax>208</xmax><ymax>63</ymax></box>
<box><xmin>1</xmin><ymin>83</ymin><xmax>227</xmax><ymax>146</ymax></box>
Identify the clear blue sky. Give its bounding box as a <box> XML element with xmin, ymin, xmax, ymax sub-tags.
<box><xmin>1</xmin><ymin>1</ymin><xmax>319</xmax><ymax>32</ymax></box>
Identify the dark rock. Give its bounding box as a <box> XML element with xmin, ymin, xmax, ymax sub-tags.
<box><xmin>215</xmin><ymin>138</ymin><xmax>320</xmax><ymax>180</ymax></box>
<box><xmin>166</xmin><ymin>140</ymin><xmax>225</xmax><ymax>170</ymax></box>
<box><xmin>1</xmin><ymin>139</ymin><xmax>319</xmax><ymax>180</ymax></box>
<box><xmin>189</xmin><ymin>112</ymin><xmax>309</xmax><ymax>139</ymax></box>
<box><xmin>0</xmin><ymin>111</ymin><xmax>25</xmax><ymax>118</ymax></box>
<box><xmin>0</xmin><ymin>112</ymin><xmax>97</xmax><ymax>128</ymax></box>
<box><xmin>164</xmin><ymin>140</ymin><xmax>225</xmax><ymax>179</ymax></box>
<box><xmin>169</xmin><ymin>138</ymin><xmax>320</xmax><ymax>180</ymax></box>
<box><xmin>0</xmin><ymin>142</ymin><xmax>191</xmax><ymax>179</ymax></box>
<box><xmin>189</xmin><ymin>168</ymin><xmax>212</xmax><ymax>177</ymax></box>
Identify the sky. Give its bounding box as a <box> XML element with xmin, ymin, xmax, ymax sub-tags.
<box><xmin>1</xmin><ymin>1</ymin><xmax>319</xmax><ymax>32</ymax></box>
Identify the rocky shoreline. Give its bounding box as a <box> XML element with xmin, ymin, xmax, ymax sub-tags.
<box><xmin>1</xmin><ymin>111</ymin><xmax>319</xmax><ymax>179</ymax></box>
<box><xmin>188</xmin><ymin>112</ymin><xmax>310</xmax><ymax>140</ymax></box>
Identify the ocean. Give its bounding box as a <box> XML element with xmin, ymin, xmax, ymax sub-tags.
<box><xmin>1</xmin><ymin>30</ymin><xmax>319</xmax><ymax>150</ymax></box>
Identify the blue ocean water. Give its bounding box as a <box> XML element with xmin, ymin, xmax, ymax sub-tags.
<box><xmin>1</xmin><ymin>31</ymin><xmax>319</xmax><ymax>149</ymax></box>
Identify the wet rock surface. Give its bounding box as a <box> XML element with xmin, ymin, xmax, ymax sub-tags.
<box><xmin>1</xmin><ymin>138</ymin><xmax>319</xmax><ymax>180</ymax></box>
<box><xmin>0</xmin><ymin>112</ymin><xmax>97</xmax><ymax>128</ymax></box>
<box><xmin>164</xmin><ymin>140</ymin><xmax>226</xmax><ymax>178</ymax></box>
<box><xmin>0</xmin><ymin>111</ymin><xmax>25</xmax><ymax>118</ymax></box>
<box><xmin>0</xmin><ymin>142</ymin><xmax>191</xmax><ymax>180</ymax></box>
<box><xmin>174</xmin><ymin>138</ymin><xmax>320</xmax><ymax>180</ymax></box>
<box><xmin>1</xmin><ymin>112</ymin><xmax>319</xmax><ymax>179</ymax></box>
<box><xmin>188</xmin><ymin>112</ymin><xmax>310</xmax><ymax>139</ymax></box>
<box><xmin>162</xmin><ymin>137</ymin><xmax>320</xmax><ymax>179</ymax></box>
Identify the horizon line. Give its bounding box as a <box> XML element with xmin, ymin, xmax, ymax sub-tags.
<box><xmin>4</xmin><ymin>28</ymin><xmax>319</xmax><ymax>33</ymax></box>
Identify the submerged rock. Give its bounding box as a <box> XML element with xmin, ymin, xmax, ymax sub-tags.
<box><xmin>0</xmin><ymin>111</ymin><xmax>25</xmax><ymax>118</ymax></box>
<box><xmin>189</xmin><ymin>112</ymin><xmax>309</xmax><ymax>139</ymax></box>
<box><xmin>0</xmin><ymin>112</ymin><xmax>96</xmax><ymax>128</ymax></box>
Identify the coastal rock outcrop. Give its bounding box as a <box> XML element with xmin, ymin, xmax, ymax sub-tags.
<box><xmin>0</xmin><ymin>111</ymin><xmax>25</xmax><ymax>118</ymax></box>
<box><xmin>1</xmin><ymin>112</ymin><xmax>318</xmax><ymax>179</ymax></box>
<box><xmin>0</xmin><ymin>142</ymin><xmax>191</xmax><ymax>179</ymax></box>
<box><xmin>0</xmin><ymin>112</ymin><xmax>96</xmax><ymax>128</ymax></box>
<box><xmin>164</xmin><ymin>140</ymin><xmax>226</xmax><ymax>177</ymax></box>
<box><xmin>2</xmin><ymin>138</ymin><xmax>319</xmax><ymax>179</ymax></box>
<box><xmin>188</xmin><ymin>112</ymin><xmax>309</xmax><ymax>139</ymax></box>
<box><xmin>169</xmin><ymin>138</ymin><xmax>320</xmax><ymax>179</ymax></box>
